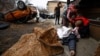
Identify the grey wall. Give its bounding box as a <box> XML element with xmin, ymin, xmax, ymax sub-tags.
<box><xmin>0</xmin><ymin>0</ymin><xmax>16</xmax><ymax>13</ymax></box>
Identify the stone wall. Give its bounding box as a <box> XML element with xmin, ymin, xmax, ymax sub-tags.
<box><xmin>0</xmin><ymin>0</ymin><xmax>16</xmax><ymax>13</ymax></box>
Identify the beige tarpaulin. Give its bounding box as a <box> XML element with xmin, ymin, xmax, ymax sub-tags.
<box><xmin>2</xmin><ymin>27</ymin><xmax>64</xmax><ymax>56</ymax></box>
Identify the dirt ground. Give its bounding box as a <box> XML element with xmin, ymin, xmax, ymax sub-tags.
<box><xmin>0</xmin><ymin>18</ymin><xmax>99</xmax><ymax>56</ymax></box>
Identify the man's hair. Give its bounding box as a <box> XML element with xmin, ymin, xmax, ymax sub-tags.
<box><xmin>58</xmin><ymin>2</ymin><xmax>61</xmax><ymax>4</ymax></box>
<box><xmin>57</xmin><ymin>2</ymin><xmax>62</xmax><ymax>6</ymax></box>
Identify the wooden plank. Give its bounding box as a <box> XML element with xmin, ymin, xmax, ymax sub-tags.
<box><xmin>90</xmin><ymin>20</ymin><xmax>100</xmax><ymax>41</ymax></box>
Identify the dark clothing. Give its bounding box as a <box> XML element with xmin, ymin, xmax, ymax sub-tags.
<box><xmin>55</xmin><ymin>6</ymin><xmax>61</xmax><ymax>24</ymax></box>
<box><xmin>62</xmin><ymin>9</ymin><xmax>69</xmax><ymax>26</ymax></box>
<box><xmin>55</xmin><ymin>7</ymin><xmax>60</xmax><ymax>16</ymax></box>
<box><xmin>62</xmin><ymin>17</ymin><xmax>69</xmax><ymax>27</ymax></box>
<box><xmin>36</xmin><ymin>17</ymin><xmax>39</xmax><ymax>23</ymax></box>
<box><xmin>62</xmin><ymin>34</ymin><xmax>76</xmax><ymax>51</ymax></box>
<box><xmin>78</xmin><ymin>25</ymin><xmax>90</xmax><ymax>38</ymax></box>
<box><xmin>55</xmin><ymin>16</ymin><xmax>60</xmax><ymax>24</ymax></box>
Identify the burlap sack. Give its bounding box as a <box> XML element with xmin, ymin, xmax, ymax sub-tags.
<box><xmin>2</xmin><ymin>27</ymin><xmax>64</xmax><ymax>56</ymax></box>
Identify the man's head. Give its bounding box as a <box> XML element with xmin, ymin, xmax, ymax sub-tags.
<box><xmin>57</xmin><ymin>2</ymin><xmax>62</xmax><ymax>7</ymax></box>
<box><xmin>75</xmin><ymin>20</ymin><xmax>82</xmax><ymax>27</ymax></box>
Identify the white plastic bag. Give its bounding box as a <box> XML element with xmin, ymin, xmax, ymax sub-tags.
<box><xmin>57</xmin><ymin>26</ymin><xmax>72</xmax><ymax>39</ymax></box>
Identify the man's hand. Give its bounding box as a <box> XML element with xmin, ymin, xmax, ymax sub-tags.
<box><xmin>68</xmin><ymin>19</ymin><xmax>74</xmax><ymax>23</ymax></box>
